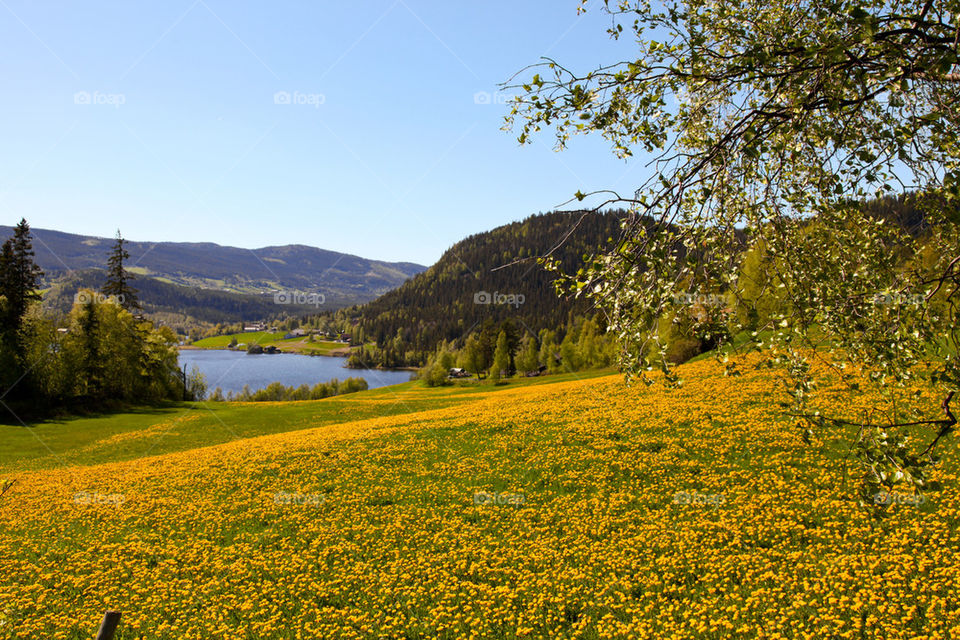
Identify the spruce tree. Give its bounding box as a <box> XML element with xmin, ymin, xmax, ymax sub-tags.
<box><xmin>2</xmin><ymin>219</ymin><xmax>44</xmax><ymax>326</ymax></box>
<box><xmin>0</xmin><ymin>240</ymin><xmax>13</xmax><ymax>330</ymax></box>
<box><xmin>0</xmin><ymin>220</ymin><xmax>44</xmax><ymax>401</ymax></box>
<box><xmin>102</xmin><ymin>230</ymin><xmax>140</xmax><ymax>313</ymax></box>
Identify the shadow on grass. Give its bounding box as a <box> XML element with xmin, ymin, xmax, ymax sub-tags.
<box><xmin>0</xmin><ymin>399</ymin><xmax>186</xmax><ymax>427</ymax></box>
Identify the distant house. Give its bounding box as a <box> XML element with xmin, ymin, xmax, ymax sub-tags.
<box><xmin>284</xmin><ymin>328</ymin><xmax>307</xmax><ymax>339</ymax></box>
<box><xmin>448</xmin><ymin>368</ymin><xmax>471</xmax><ymax>378</ymax></box>
<box><xmin>243</xmin><ymin>322</ymin><xmax>266</xmax><ymax>333</ymax></box>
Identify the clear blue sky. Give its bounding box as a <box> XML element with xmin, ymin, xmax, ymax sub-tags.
<box><xmin>0</xmin><ymin>1</ymin><xmax>647</xmax><ymax>264</ymax></box>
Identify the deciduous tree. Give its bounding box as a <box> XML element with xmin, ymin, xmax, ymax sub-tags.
<box><xmin>490</xmin><ymin>330</ymin><xmax>511</xmax><ymax>381</ymax></box>
<box><xmin>508</xmin><ymin>0</ymin><xmax>960</xmax><ymax>506</ymax></box>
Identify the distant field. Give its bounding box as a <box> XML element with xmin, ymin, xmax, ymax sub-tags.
<box><xmin>1</xmin><ymin>359</ymin><xmax>957</xmax><ymax>638</ymax></box>
<box><xmin>189</xmin><ymin>331</ymin><xmax>350</xmax><ymax>355</ymax></box>
<box><xmin>190</xmin><ymin>331</ymin><xmax>288</xmax><ymax>348</ymax></box>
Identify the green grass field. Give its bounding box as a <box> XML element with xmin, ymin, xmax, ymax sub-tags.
<box><xmin>0</xmin><ymin>369</ymin><xmax>614</xmax><ymax>475</ymax></box>
<box><xmin>189</xmin><ymin>331</ymin><xmax>350</xmax><ymax>355</ymax></box>
<box><xmin>189</xmin><ymin>331</ymin><xmax>287</xmax><ymax>348</ymax></box>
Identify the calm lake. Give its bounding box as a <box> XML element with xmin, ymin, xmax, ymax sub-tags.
<box><xmin>177</xmin><ymin>349</ymin><xmax>413</xmax><ymax>395</ymax></box>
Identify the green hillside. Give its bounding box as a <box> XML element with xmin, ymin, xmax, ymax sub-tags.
<box><xmin>316</xmin><ymin>210</ymin><xmax>629</xmax><ymax>367</ymax></box>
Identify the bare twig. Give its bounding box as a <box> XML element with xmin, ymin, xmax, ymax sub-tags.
<box><xmin>0</xmin><ymin>479</ymin><xmax>15</xmax><ymax>499</ymax></box>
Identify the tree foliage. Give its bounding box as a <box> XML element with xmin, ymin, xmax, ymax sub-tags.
<box><xmin>0</xmin><ymin>222</ymin><xmax>185</xmax><ymax>417</ymax></box>
<box><xmin>209</xmin><ymin>377</ymin><xmax>369</xmax><ymax>402</ymax></box>
<box><xmin>490</xmin><ymin>330</ymin><xmax>512</xmax><ymax>381</ymax></box>
<box><xmin>507</xmin><ymin>0</ymin><xmax>960</xmax><ymax>507</ymax></box>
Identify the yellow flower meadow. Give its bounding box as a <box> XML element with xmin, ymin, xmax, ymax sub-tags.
<box><xmin>0</xmin><ymin>354</ymin><xmax>957</xmax><ymax>639</ymax></box>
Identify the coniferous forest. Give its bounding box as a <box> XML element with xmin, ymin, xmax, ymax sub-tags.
<box><xmin>312</xmin><ymin>210</ymin><xmax>629</xmax><ymax>369</ymax></box>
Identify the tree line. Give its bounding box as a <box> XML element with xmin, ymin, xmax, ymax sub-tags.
<box><xmin>0</xmin><ymin>220</ymin><xmax>192</xmax><ymax>419</ymax></box>
<box><xmin>417</xmin><ymin>315</ymin><xmax>617</xmax><ymax>386</ymax></box>
<box><xmin>207</xmin><ymin>377</ymin><xmax>369</xmax><ymax>402</ymax></box>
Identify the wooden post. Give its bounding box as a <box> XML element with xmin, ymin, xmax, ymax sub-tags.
<box><xmin>95</xmin><ymin>610</ymin><xmax>121</xmax><ymax>640</ymax></box>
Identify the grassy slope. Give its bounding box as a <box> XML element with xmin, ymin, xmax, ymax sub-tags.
<box><xmin>189</xmin><ymin>331</ymin><xmax>287</xmax><ymax>348</ymax></box>
<box><xmin>189</xmin><ymin>331</ymin><xmax>350</xmax><ymax>355</ymax></box>
<box><xmin>0</xmin><ymin>370</ymin><xmax>614</xmax><ymax>474</ymax></box>
<box><xmin>1</xmin><ymin>359</ymin><xmax>958</xmax><ymax>639</ymax></box>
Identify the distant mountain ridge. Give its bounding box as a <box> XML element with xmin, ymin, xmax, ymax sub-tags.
<box><xmin>0</xmin><ymin>226</ymin><xmax>425</xmax><ymax>304</ymax></box>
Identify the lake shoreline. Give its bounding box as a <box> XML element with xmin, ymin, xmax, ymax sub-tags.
<box><xmin>178</xmin><ymin>344</ymin><xmax>352</xmax><ymax>357</ymax></box>
<box><xmin>178</xmin><ymin>349</ymin><xmax>413</xmax><ymax>395</ymax></box>
<box><xmin>178</xmin><ymin>345</ymin><xmax>417</xmax><ymax>371</ymax></box>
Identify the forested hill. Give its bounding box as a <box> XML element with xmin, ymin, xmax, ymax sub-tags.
<box><xmin>0</xmin><ymin>225</ymin><xmax>425</xmax><ymax>302</ymax></box>
<box><xmin>325</xmin><ymin>210</ymin><xmax>628</xmax><ymax>365</ymax></box>
<box><xmin>42</xmin><ymin>269</ymin><xmax>325</xmax><ymax>330</ymax></box>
